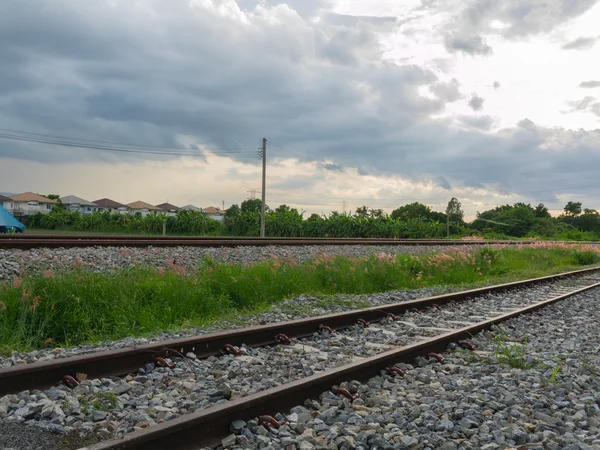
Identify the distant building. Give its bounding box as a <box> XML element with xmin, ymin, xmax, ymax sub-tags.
<box><xmin>9</xmin><ymin>192</ymin><xmax>57</xmax><ymax>218</ymax></box>
<box><xmin>0</xmin><ymin>195</ymin><xmax>12</xmax><ymax>210</ymax></box>
<box><xmin>181</xmin><ymin>205</ymin><xmax>202</xmax><ymax>212</ymax></box>
<box><xmin>156</xmin><ymin>202</ymin><xmax>180</xmax><ymax>217</ymax></box>
<box><xmin>93</xmin><ymin>198</ymin><xmax>129</xmax><ymax>214</ymax></box>
<box><xmin>60</xmin><ymin>195</ymin><xmax>99</xmax><ymax>215</ymax></box>
<box><xmin>126</xmin><ymin>201</ymin><xmax>161</xmax><ymax>217</ymax></box>
<box><xmin>202</xmin><ymin>206</ymin><xmax>226</xmax><ymax>222</ymax></box>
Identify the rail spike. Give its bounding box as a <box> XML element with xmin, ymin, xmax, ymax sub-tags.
<box><xmin>331</xmin><ymin>385</ymin><xmax>359</xmax><ymax>401</ymax></box>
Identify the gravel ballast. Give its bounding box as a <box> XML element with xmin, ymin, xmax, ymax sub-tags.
<box><xmin>233</xmin><ymin>288</ymin><xmax>600</xmax><ymax>450</ymax></box>
<box><xmin>0</xmin><ymin>243</ymin><xmax>502</xmax><ymax>282</ymax></box>
<box><xmin>2</xmin><ymin>277</ymin><xmax>600</xmax><ymax>449</ymax></box>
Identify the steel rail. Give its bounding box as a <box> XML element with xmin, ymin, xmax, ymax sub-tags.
<box><xmin>82</xmin><ymin>281</ymin><xmax>600</xmax><ymax>449</ymax></box>
<box><xmin>1</xmin><ymin>266</ymin><xmax>598</xmax><ymax>396</ymax></box>
<box><xmin>0</xmin><ymin>236</ymin><xmax>553</xmax><ymax>249</ymax></box>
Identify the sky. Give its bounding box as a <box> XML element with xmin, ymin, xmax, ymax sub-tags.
<box><xmin>1</xmin><ymin>0</ymin><xmax>599</xmax><ymax>218</ymax></box>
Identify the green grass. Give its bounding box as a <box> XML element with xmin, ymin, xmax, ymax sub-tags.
<box><xmin>1</xmin><ymin>244</ymin><xmax>599</xmax><ymax>352</ymax></box>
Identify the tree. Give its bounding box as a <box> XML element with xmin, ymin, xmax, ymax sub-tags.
<box><xmin>534</xmin><ymin>203</ymin><xmax>551</xmax><ymax>218</ymax></box>
<box><xmin>241</xmin><ymin>199</ymin><xmax>264</xmax><ymax>214</ymax></box>
<box><xmin>43</xmin><ymin>194</ymin><xmax>60</xmax><ymax>200</ymax></box>
<box><xmin>391</xmin><ymin>202</ymin><xmax>432</xmax><ymax>222</ymax></box>
<box><xmin>52</xmin><ymin>198</ymin><xmax>66</xmax><ymax>212</ymax></box>
<box><xmin>564</xmin><ymin>201</ymin><xmax>582</xmax><ymax>217</ymax></box>
<box><xmin>225</xmin><ymin>204</ymin><xmax>240</xmax><ymax>218</ymax></box>
<box><xmin>369</xmin><ymin>208</ymin><xmax>384</xmax><ymax>219</ymax></box>
<box><xmin>445</xmin><ymin>198</ymin><xmax>463</xmax><ymax>236</ymax></box>
<box><xmin>355</xmin><ymin>206</ymin><xmax>369</xmax><ymax>218</ymax></box>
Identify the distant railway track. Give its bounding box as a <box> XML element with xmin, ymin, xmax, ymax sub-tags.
<box><xmin>1</xmin><ymin>267</ymin><xmax>599</xmax><ymax>449</ymax></box>
<box><xmin>0</xmin><ymin>235</ymin><xmax>563</xmax><ymax>249</ymax></box>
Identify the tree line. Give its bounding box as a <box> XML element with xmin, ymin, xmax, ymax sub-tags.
<box><xmin>25</xmin><ymin>197</ymin><xmax>600</xmax><ymax>240</ymax></box>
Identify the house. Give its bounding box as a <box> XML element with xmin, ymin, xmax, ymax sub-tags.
<box><xmin>0</xmin><ymin>195</ymin><xmax>12</xmax><ymax>210</ymax></box>
<box><xmin>93</xmin><ymin>198</ymin><xmax>129</xmax><ymax>214</ymax></box>
<box><xmin>60</xmin><ymin>195</ymin><xmax>99</xmax><ymax>215</ymax></box>
<box><xmin>126</xmin><ymin>201</ymin><xmax>161</xmax><ymax>217</ymax></box>
<box><xmin>181</xmin><ymin>205</ymin><xmax>202</xmax><ymax>213</ymax></box>
<box><xmin>9</xmin><ymin>192</ymin><xmax>57</xmax><ymax>217</ymax></box>
<box><xmin>202</xmin><ymin>206</ymin><xmax>226</xmax><ymax>222</ymax></box>
<box><xmin>156</xmin><ymin>202</ymin><xmax>180</xmax><ymax>217</ymax></box>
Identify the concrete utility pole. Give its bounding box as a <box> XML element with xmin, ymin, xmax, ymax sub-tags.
<box><xmin>260</xmin><ymin>137</ymin><xmax>267</xmax><ymax>237</ymax></box>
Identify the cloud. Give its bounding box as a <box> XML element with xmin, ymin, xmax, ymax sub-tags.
<box><xmin>566</xmin><ymin>96</ymin><xmax>600</xmax><ymax>116</ymax></box>
<box><xmin>444</xmin><ymin>34</ymin><xmax>492</xmax><ymax>55</ymax></box>
<box><xmin>2</xmin><ymin>0</ymin><xmax>600</xmax><ymax>215</ymax></box>
<box><xmin>458</xmin><ymin>115</ymin><xmax>494</xmax><ymax>130</ymax></box>
<box><xmin>468</xmin><ymin>95</ymin><xmax>485</xmax><ymax>111</ymax></box>
<box><xmin>436</xmin><ymin>177</ymin><xmax>452</xmax><ymax>190</ymax></box>
<box><xmin>440</xmin><ymin>0</ymin><xmax>599</xmax><ymax>54</ymax></box>
<box><xmin>320</xmin><ymin>163</ymin><xmax>344</xmax><ymax>172</ymax></box>
<box><xmin>579</xmin><ymin>80</ymin><xmax>600</xmax><ymax>88</ymax></box>
<box><xmin>562</xmin><ymin>36</ymin><xmax>599</xmax><ymax>50</ymax></box>
<box><xmin>430</xmin><ymin>79</ymin><xmax>462</xmax><ymax>102</ymax></box>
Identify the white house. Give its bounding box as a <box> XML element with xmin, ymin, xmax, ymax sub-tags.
<box><xmin>202</xmin><ymin>206</ymin><xmax>226</xmax><ymax>222</ymax></box>
<box><xmin>0</xmin><ymin>195</ymin><xmax>12</xmax><ymax>210</ymax></box>
<box><xmin>156</xmin><ymin>203</ymin><xmax>180</xmax><ymax>217</ymax></box>
<box><xmin>93</xmin><ymin>198</ymin><xmax>129</xmax><ymax>214</ymax></box>
<box><xmin>9</xmin><ymin>192</ymin><xmax>57</xmax><ymax>217</ymax></box>
<box><xmin>60</xmin><ymin>195</ymin><xmax>99</xmax><ymax>215</ymax></box>
<box><xmin>126</xmin><ymin>201</ymin><xmax>161</xmax><ymax>217</ymax></box>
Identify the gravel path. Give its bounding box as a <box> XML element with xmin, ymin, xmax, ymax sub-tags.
<box><xmin>232</xmin><ymin>287</ymin><xmax>600</xmax><ymax>450</ymax></box>
<box><xmin>2</xmin><ymin>275</ymin><xmax>599</xmax><ymax>449</ymax></box>
<box><xmin>0</xmin><ymin>243</ymin><xmax>500</xmax><ymax>281</ymax></box>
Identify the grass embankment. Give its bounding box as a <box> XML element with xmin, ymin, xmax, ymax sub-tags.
<box><xmin>1</xmin><ymin>243</ymin><xmax>599</xmax><ymax>353</ymax></box>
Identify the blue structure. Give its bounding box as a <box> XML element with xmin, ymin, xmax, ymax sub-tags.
<box><xmin>0</xmin><ymin>205</ymin><xmax>25</xmax><ymax>232</ymax></box>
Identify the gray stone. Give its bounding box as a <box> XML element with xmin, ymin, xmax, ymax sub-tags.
<box><xmin>112</xmin><ymin>383</ymin><xmax>132</xmax><ymax>395</ymax></box>
<box><xmin>221</xmin><ymin>433</ymin><xmax>237</xmax><ymax>448</ymax></box>
<box><xmin>93</xmin><ymin>411</ymin><xmax>108</xmax><ymax>422</ymax></box>
<box><xmin>440</xmin><ymin>442</ymin><xmax>458</xmax><ymax>450</ymax></box>
<box><xmin>230</xmin><ymin>419</ymin><xmax>246</xmax><ymax>433</ymax></box>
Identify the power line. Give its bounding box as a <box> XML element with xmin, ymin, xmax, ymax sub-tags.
<box><xmin>0</xmin><ymin>132</ymin><xmax>258</xmax><ymax>157</ymax></box>
<box><xmin>0</xmin><ymin>128</ymin><xmax>254</xmax><ymax>152</ymax></box>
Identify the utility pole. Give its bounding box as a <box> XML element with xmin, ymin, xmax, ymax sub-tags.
<box><xmin>260</xmin><ymin>137</ymin><xmax>267</xmax><ymax>237</ymax></box>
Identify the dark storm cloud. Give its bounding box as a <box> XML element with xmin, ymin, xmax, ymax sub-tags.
<box><xmin>562</xmin><ymin>36</ymin><xmax>599</xmax><ymax>50</ymax></box>
<box><xmin>580</xmin><ymin>80</ymin><xmax>600</xmax><ymax>88</ymax></box>
<box><xmin>441</xmin><ymin>0</ymin><xmax>599</xmax><ymax>54</ymax></box>
<box><xmin>320</xmin><ymin>163</ymin><xmax>344</xmax><ymax>172</ymax></box>
<box><xmin>1</xmin><ymin>0</ymin><xmax>600</xmax><ymax>207</ymax></box>
<box><xmin>436</xmin><ymin>177</ymin><xmax>452</xmax><ymax>190</ymax></box>
<box><xmin>468</xmin><ymin>95</ymin><xmax>485</xmax><ymax>111</ymax></box>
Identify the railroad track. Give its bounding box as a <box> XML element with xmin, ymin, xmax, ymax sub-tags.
<box><xmin>0</xmin><ymin>235</ymin><xmax>550</xmax><ymax>249</ymax></box>
<box><xmin>1</xmin><ymin>267</ymin><xmax>600</xmax><ymax>449</ymax></box>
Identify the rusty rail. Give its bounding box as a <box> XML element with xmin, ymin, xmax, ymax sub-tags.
<box><xmin>0</xmin><ymin>235</ymin><xmax>556</xmax><ymax>249</ymax></box>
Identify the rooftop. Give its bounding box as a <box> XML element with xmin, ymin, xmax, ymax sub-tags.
<box><xmin>156</xmin><ymin>202</ymin><xmax>180</xmax><ymax>211</ymax></box>
<box><xmin>127</xmin><ymin>200</ymin><xmax>161</xmax><ymax>210</ymax></box>
<box><xmin>10</xmin><ymin>192</ymin><xmax>57</xmax><ymax>203</ymax></box>
<box><xmin>92</xmin><ymin>198</ymin><xmax>127</xmax><ymax>209</ymax></box>
<box><xmin>60</xmin><ymin>195</ymin><xmax>97</xmax><ymax>206</ymax></box>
